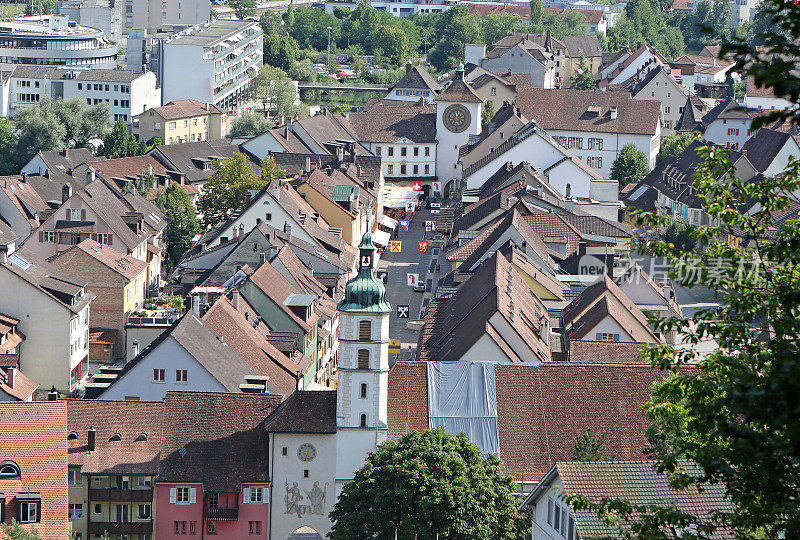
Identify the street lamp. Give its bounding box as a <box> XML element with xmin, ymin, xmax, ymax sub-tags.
<box><xmin>326</xmin><ymin>26</ymin><xmax>333</xmax><ymax>70</ymax></box>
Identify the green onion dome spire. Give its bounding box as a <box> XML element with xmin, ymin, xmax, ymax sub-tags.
<box><xmin>338</xmin><ymin>230</ymin><xmax>392</xmax><ymax>313</ymax></box>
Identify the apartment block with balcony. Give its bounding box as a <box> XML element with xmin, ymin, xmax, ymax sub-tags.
<box><xmin>67</xmin><ymin>399</ymin><xmax>164</xmax><ymax>540</ymax></box>
<box><xmin>158</xmin><ymin>19</ymin><xmax>263</xmax><ymax>111</ymax></box>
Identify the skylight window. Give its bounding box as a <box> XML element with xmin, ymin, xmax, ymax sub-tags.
<box><xmin>9</xmin><ymin>254</ymin><xmax>31</xmax><ymax>270</ymax></box>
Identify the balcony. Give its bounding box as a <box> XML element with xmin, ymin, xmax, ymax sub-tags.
<box><xmin>88</xmin><ymin>488</ymin><xmax>153</xmax><ymax>502</ymax></box>
<box><xmin>204</xmin><ymin>506</ymin><xmax>239</xmax><ymax>521</ymax></box>
<box><xmin>87</xmin><ymin>521</ymin><xmax>153</xmax><ymax>535</ymax></box>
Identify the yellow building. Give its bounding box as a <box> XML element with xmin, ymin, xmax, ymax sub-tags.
<box><xmin>133</xmin><ymin>99</ymin><xmax>227</xmax><ymax>145</ymax></box>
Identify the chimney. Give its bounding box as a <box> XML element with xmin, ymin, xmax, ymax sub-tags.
<box><xmin>0</xmin><ymin>247</ymin><xmax>8</xmax><ymax>265</ymax></box>
<box><xmin>336</xmin><ymin>146</ymin><xmax>345</xmax><ymax>162</ymax></box>
<box><xmin>565</xmin><ymin>183</ymin><xmax>571</xmax><ymax>199</ymax></box>
<box><xmin>6</xmin><ymin>367</ymin><xmax>15</xmax><ymax>389</ymax></box>
<box><xmin>62</xmin><ymin>148</ymin><xmax>69</xmax><ymax>158</ymax></box>
<box><xmin>88</xmin><ymin>426</ymin><xmax>96</xmax><ymax>452</ymax></box>
<box><xmin>86</xmin><ymin>167</ymin><xmax>95</xmax><ymax>186</ymax></box>
<box><xmin>131</xmin><ymin>340</ymin><xmax>140</xmax><ymax>358</ymax></box>
<box><xmin>62</xmin><ymin>183</ymin><xmax>72</xmax><ymax>204</ymax></box>
<box><xmin>44</xmin><ymin>169</ymin><xmax>50</xmax><ymax>179</ymax></box>
<box><xmin>305</xmin><ymin>156</ymin><xmax>312</xmax><ymax>173</ymax></box>
<box><xmin>356</xmin><ymin>164</ymin><xmax>362</xmax><ymax>176</ymax></box>
<box><xmin>405</xmin><ymin>61</ymin><xmax>413</xmax><ymax>74</ymax></box>
<box><xmin>245</xmin><ymin>191</ymin><xmax>252</xmax><ymax>207</ymax></box>
<box><xmin>21</xmin><ymin>173</ymin><xmax>27</xmax><ymax>183</ymax></box>
<box><xmin>269</xmin><ymin>245</ymin><xmax>278</xmax><ymax>259</ymax></box>
<box><xmin>48</xmin><ymin>386</ymin><xmax>58</xmax><ymax>401</ymax></box>
<box><xmin>192</xmin><ymin>295</ymin><xmax>201</xmax><ymax>316</ymax></box>
<box><xmin>232</xmin><ymin>289</ymin><xmax>240</xmax><ymax>311</ymax></box>
<box><xmin>283</xmin><ymin>222</ymin><xmax>292</xmax><ymax>235</ymax></box>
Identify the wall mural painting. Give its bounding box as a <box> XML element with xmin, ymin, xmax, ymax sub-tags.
<box><xmin>285</xmin><ymin>480</ymin><xmax>329</xmax><ymax>517</ymax></box>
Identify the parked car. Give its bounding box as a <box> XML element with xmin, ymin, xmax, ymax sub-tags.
<box><xmin>413</xmin><ymin>282</ymin><xmax>426</xmax><ymax>292</ymax></box>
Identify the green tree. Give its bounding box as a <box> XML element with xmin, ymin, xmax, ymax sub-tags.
<box><xmin>250</xmin><ymin>65</ymin><xmax>299</xmax><ymax>119</ymax></box>
<box><xmin>427</xmin><ymin>5</ymin><xmax>483</xmax><ymax>71</ymax></box>
<box><xmin>289</xmin><ymin>59</ymin><xmax>317</xmax><ymax>82</ymax></box>
<box><xmin>197</xmin><ymin>152</ymin><xmax>263</xmax><ymax>227</ymax></box>
<box><xmin>156</xmin><ymin>183</ymin><xmax>202</xmax><ymax>266</ymax></box>
<box><xmin>1</xmin><ymin>520</ymin><xmax>42</xmax><ymax>540</ymax></box>
<box><xmin>100</xmin><ymin>121</ymin><xmax>147</xmax><ymax>158</ymax></box>
<box><xmin>51</xmin><ymin>97</ymin><xmax>113</xmax><ymax>148</ymax></box>
<box><xmin>260</xmin><ymin>10</ymin><xmax>284</xmax><ymax>36</ymax></box>
<box><xmin>658</xmin><ymin>132</ymin><xmax>697</xmax><ymax>160</ymax></box>
<box><xmin>263</xmin><ymin>33</ymin><xmax>299</xmax><ymax>71</ymax></box>
<box><xmin>25</xmin><ymin>0</ymin><xmax>55</xmax><ymax>15</ymax></box>
<box><xmin>229</xmin><ymin>113</ymin><xmax>274</xmax><ymax>138</ymax></box>
<box><xmin>14</xmin><ymin>97</ymin><xmax>68</xmax><ymax>165</ymax></box>
<box><xmin>373</xmin><ymin>25</ymin><xmax>410</xmax><ymax>66</ymax></box>
<box><xmin>571</xmin><ymin>141</ymin><xmax>800</xmax><ymax>536</ymax></box>
<box><xmin>530</xmin><ymin>0</ymin><xmax>543</xmax><ymax>24</ymax></box>
<box><xmin>610</xmin><ymin>143</ymin><xmax>649</xmax><ymax>186</ymax></box>
<box><xmin>571</xmin><ymin>428</ymin><xmax>612</xmax><ymax>461</ymax></box>
<box><xmin>229</xmin><ymin>0</ymin><xmax>256</xmax><ymax>19</ymax></box>
<box><xmin>662</xmin><ymin>219</ymin><xmax>696</xmax><ymax>255</ymax></box>
<box><xmin>572</xmin><ymin>53</ymin><xmax>594</xmax><ymax>89</ymax></box>
<box><xmin>482</xmin><ymin>13</ymin><xmax>526</xmax><ymax>46</ymax></box>
<box><xmin>0</xmin><ymin>118</ymin><xmax>17</xmax><ymax>175</ymax></box>
<box><xmin>481</xmin><ymin>99</ymin><xmax>495</xmax><ymax>129</ymax></box>
<box><xmin>329</xmin><ymin>428</ymin><xmax>528</xmax><ymax>540</ymax></box>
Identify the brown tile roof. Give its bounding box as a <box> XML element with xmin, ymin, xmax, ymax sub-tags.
<box><xmin>564</xmin><ymin>296</ymin><xmax>659</xmax><ymax>343</ymax></box>
<box><xmin>0</xmin><ymin>367</ymin><xmax>38</xmax><ymax>400</ymax></box>
<box><xmin>568</xmin><ymin>339</ymin><xmax>647</xmax><ymax>363</ymax></box>
<box><xmin>88</xmin><ymin>155</ymin><xmax>168</xmax><ymax>183</ymax></box>
<box><xmin>202</xmin><ymin>295</ymin><xmax>304</xmax><ymax>396</ymax></box>
<box><xmin>246</xmin><ymin>257</ymin><xmax>313</xmax><ymax>332</ymax></box>
<box><xmin>0</xmin><ymin>176</ymin><xmax>49</xmax><ymax>227</ymax></box>
<box><xmin>159</xmin><ymin>391</ymin><xmax>282</xmax><ymax>491</ymax></box>
<box><xmin>147</xmin><ymin>99</ymin><xmax>224</xmax><ymax>120</ymax></box>
<box><xmin>553</xmin><ymin>460</ymin><xmax>734</xmax><ymax>538</ymax></box>
<box><xmin>466</xmin><ymin>3</ymin><xmax>531</xmax><ymax>19</ymax></box>
<box><xmin>392</xmin><ymin>63</ymin><xmax>442</xmax><ymax>91</ymax></box>
<box><xmin>417</xmin><ymin>250</ymin><xmax>551</xmax><ymax>363</ymax></box>
<box><xmin>263</xmin><ymin>390</ymin><xmax>336</xmax><ymax>433</ymax></box>
<box><xmin>516</xmin><ymin>88</ymin><xmax>661</xmax><ymax>136</ymax></box>
<box><xmin>67</xmin><ymin>400</ymin><xmax>164</xmax><ymax>475</ymax></box>
<box><xmin>447</xmin><ymin>218</ymin><xmax>505</xmax><ymax>262</ymax></box>
<box><xmin>0</xmin><ymin>401</ymin><xmax>68</xmax><ymax>539</ymax></box>
<box><xmin>55</xmin><ymin>238</ymin><xmax>147</xmax><ymax>281</ymax></box>
<box><xmin>435</xmin><ymin>79</ymin><xmax>484</xmax><ymax>104</ymax></box>
<box><xmin>347</xmin><ymin>110</ymin><xmax>437</xmax><ymax>143</ymax></box>
<box><xmin>387</xmin><ymin>362</ymin><xmax>672</xmax><ymax>482</ymax></box>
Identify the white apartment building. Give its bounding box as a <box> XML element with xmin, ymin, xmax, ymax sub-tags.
<box><xmin>1</xmin><ymin>65</ymin><xmax>160</xmax><ymax>123</ymax></box>
<box><xmin>157</xmin><ymin>19</ymin><xmax>263</xmax><ymax>110</ymax></box>
<box><xmin>324</xmin><ymin>0</ymin><xmax>457</xmax><ymax>16</ymax></box>
<box><xmin>0</xmin><ymin>15</ymin><xmax>119</xmax><ymax>69</ymax></box>
<box><xmin>0</xmin><ymin>246</ymin><xmax>94</xmax><ymax>393</ymax></box>
<box><xmin>124</xmin><ymin>0</ymin><xmax>210</xmax><ymax>33</ymax></box>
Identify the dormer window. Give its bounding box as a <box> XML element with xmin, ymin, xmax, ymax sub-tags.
<box><xmin>109</xmin><ymin>433</ymin><xmax>122</xmax><ymax>441</ymax></box>
<box><xmin>67</xmin><ymin>431</ymin><xmax>78</xmax><ymax>440</ymax></box>
<box><xmin>0</xmin><ymin>461</ymin><xmax>20</xmax><ymax>479</ymax></box>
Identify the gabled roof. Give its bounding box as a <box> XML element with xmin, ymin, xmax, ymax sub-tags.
<box><xmin>0</xmin><ymin>401</ymin><xmax>68</xmax><ymax>539</ymax></box>
<box><xmin>29</xmin><ymin>148</ymin><xmax>97</xmax><ymax>175</ymax></box>
<box><xmin>263</xmin><ymin>390</ymin><xmax>336</xmax><ymax>433</ymax></box>
<box><xmin>245</xmin><ymin>256</ymin><xmax>314</xmax><ymax>332</ymax></box>
<box><xmin>87</xmin><ymin>155</ymin><xmax>168</xmax><ymax>184</ymax></box>
<box><xmin>143</xmin><ymin>99</ymin><xmax>223</xmax><ymax>120</ymax></box>
<box><xmin>435</xmin><ymin>79</ymin><xmax>484</xmax><ymax>104</ymax></box>
<box><xmin>387</xmin><ymin>362</ymin><xmax>674</xmax><ymax>482</ymax></box>
<box><xmin>0</xmin><ymin>367</ymin><xmax>38</xmax><ymax>400</ymax></box>
<box><xmin>417</xmin><ymin>249</ymin><xmax>551</xmax><ymax>363</ymax></box>
<box><xmin>517</xmin><ymin>88</ymin><xmax>661</xmax><ymax>136</ymax></box>
<box><xmin>0</xmin><ymin>176</ymin><xmax>49</xmax><ymax>227</ymax></box>
<box><xmin>533</xmin><ymin>461</ymin><xmax>734</xmax><ymax>539</ymax></box>
<box><xmin>347</xmin><ymin>110</ymin><xmax>437</xmax><ymax>144</ymax></box>
<box><xmin>202</xmin><ymin>295</ymin><xmax>305</xmax><ymax>396</ymax></box>
<box><xmin>67</xmin><ymin>400</ymin><xmax>164</xmax><ymax>475</ymax></box>
<box><xmin>630</xmin><ymin>65</ymin><xmax>686</xmax><ymax>98</ymax></box>
<box><xmin>98</xmin><ymin>312</ymin><xmax>256</xmax><ymax>395</ymax></box>
<box><xmin>53</xmin><ymin>238</ymin><xmax>147</xmax><ymax>281</ymax></box>
<box><xmin>392</xmin><ymin>63</ymin><xmax>442</xmax><ymax>92</ymax></box>
<box><xmin>149</xmin><ymin>140</ymin><xmax>243</xmax><ymax>184</ymax></box>
<box><xmin>701</xmin><ymin>97</ymin><xmax>755</xmax><ymax>126</ymax></box>
<box><xmin>740</xmin><ymin>128</ymin><xmax>795</xmax><ymax>173</ymax></box>
<box><xmin>158</xmin><ymin>391</ymin><xmax>283</xmax><ymax>491</ymax></box>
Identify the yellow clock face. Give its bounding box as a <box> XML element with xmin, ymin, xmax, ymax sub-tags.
<box><xmin>298</xmin><ymin>443</ymin><xmax>317</xmax><ymax>462</ymax></box>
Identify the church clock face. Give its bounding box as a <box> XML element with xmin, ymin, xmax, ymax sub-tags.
<box><xmin>298</xmin><ymin>443</ymin><xmax>317</xmax><ymax>462</ymax></box>
<box><xmin>443</xmin><ymin>104</ymin><xmax>471</xmax><ymax>133</ymax></box>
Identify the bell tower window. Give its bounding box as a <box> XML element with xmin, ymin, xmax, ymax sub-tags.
<box><xmin>358</xmin><ymin>320</ymin><xmax>371</xmax><ymax>341</ymax></box>
<box><xmin>360</xmin><ymin>414</ymin><xmax>367</xmax><ymax>427</ymax></box>
<box><xmin>360</xmin><ymin>383</ymin><xmax>367</xmax><ymax>398</ymax></box>
<box><xmin>357</xmin><ymin>349</ymin><xmax>369</xmax><ymax>369</ymax></box>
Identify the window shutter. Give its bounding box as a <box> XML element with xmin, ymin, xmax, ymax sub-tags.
<box><xmin>595</xmin><ymin>333</ymin><xmax>602</xmax><ymax>341</ymax></box>
<box><xmin>108</xmin><ymin>234</ymin><xmax>113</xmax><ymax>245</ymax></box>
<box><xmin>243</xmin><ymin>487</ymin><xmax>250</xmax><ymax>503</ymax></box>
<box><xmin>39</xmin><ymin>231</ymin><xmax>44</xmax><ymax>242</ymax></box>
<box><xmin>169</xmin><ymin>488</ymin><xmax>176</xmax><ymax>503</ymax></box>
<box><xmin>189</xmin><ymin>487</ymin><xmax>196</xmax><ymax>504</ymax></box>
<box><xmin>262</xmin><ymin>487</ymin><xmax>269</xmax><ymax>503</ymax></box>
<box><xmin>81</xmin><ymin>209</ymin><xmax>86</xmax><ymax>221</ymax></box>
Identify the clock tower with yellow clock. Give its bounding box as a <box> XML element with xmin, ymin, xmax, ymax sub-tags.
<box><xmin>435</xmin><ymin>64</ymin><xmax>484</xmax><ymax>190</ymax></box>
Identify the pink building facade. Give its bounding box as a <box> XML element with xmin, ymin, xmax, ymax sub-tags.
<box><xmin>155</xmin><ymin>482</ymin><xmax>270</xmax><ymax>537</ymax></box>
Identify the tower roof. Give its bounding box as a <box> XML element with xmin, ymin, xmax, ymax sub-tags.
<box><xmin>338</xmin><ymin>231</ymin><xmax>392</xmax><ymax>313</ymax></box>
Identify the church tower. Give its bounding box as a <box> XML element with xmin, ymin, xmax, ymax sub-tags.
<box><xmin>334</xmin><ymin>231</ymin><xmax>392</xmax><ymax>495</ymax></box>
<box><xmin>435</xmin><ymin>64</ymin><xmax>484</xmax><ymax>187</ymax></box>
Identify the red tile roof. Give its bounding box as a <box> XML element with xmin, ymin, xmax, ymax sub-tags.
<box><xmin>54</xmin><ymin>238</ymin><xmax>148</xmax><ymax>281</ymax></box>
<box><xmin>0</xmin><ymin>367</ymin><xmax>38</xmax><ymax>400</ymax></box>
<box><xmin>88</xmin><ymin>155</ymin><xmax>168</xmax><ymax>182</ymax></box>
<box><xmin>0</xmin><ymin>401</ymin><xmax>68</xmax><ymax>539</ymax></box>
<box><xmin>147</xmin><ymin>99</ymin><xmax>224</xmax><ymax>120</ymax></box>
<box><xmin>67</xmin><ymin>400</ymin><xmax>164</xmax><ymax>475</ymax></box>
<box><xmin>387</xmin><ymin>362</ymin><xmax>671</xmax><ymax>482</ymax></box>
